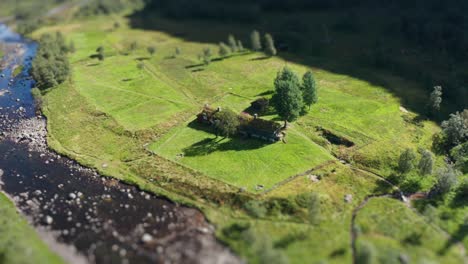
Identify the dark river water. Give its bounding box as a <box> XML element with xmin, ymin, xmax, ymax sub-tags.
<box><xmin>0</xmin><ymin>24</ymin><xmax>240</xmax><ymax>264</ymax></box>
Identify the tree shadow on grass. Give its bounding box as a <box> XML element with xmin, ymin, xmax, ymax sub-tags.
<box><xmin>183</xmin><ymin>120</ymin><xmax>270</xmax><ymax>157</ymax></box>
<box><xmin>249</xmin><ymin>56</ymin><xmax>271</xmax><ymax>61</ymax></box>
<box><xmin>136</xmin><ymin>57</ymin><xmax>150</xmax><ymax>61</ymax></box>
<box><xmin>257</xmin><ymin>90</ymin><xmax>274</xmax><ymax>97</ymax></box>
<box><xmin>182</xmin><ymin>136</ymin><xmax>270</xmax><ymax>157</ymax></box>
<box><xmin>438</xmin><ymin>221</ymin><xmax>468</xmax><ymax>255</ymax></box>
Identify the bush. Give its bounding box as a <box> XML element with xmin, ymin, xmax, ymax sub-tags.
<box><xmin>244</xmin><ymin>200</ymin><xmax>267</xmax><ymax>218</ymax></box>
<box><xmin>222</xmin><ymin>222</ymin><xmax>251</xmax><ymax>240</ymax></box>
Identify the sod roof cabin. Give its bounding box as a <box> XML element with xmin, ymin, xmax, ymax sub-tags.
<box><xmin>239</xmin><ymin>113</ymin><xmax>284</xmax><ymax>142</ymax></box>
<box><xmin>196</xmin><ymin>105</ymin><xmax>284</xmax><ymax>143</ymax></box>
<box><xmin>196</xmin><ymin>105</ymin><xmax>221</xmax><ymax>125</ymax></box>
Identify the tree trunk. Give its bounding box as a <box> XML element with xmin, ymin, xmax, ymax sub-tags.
<box><xmin>283</xmin><ymin>120</ymin><xmax>288</xmax><ymax>129</ymax></box>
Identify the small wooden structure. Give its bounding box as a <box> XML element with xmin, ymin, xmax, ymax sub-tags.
<box><xmin>250</xmin><ymin>98</ymin><xmax>269</xmax><ymax>113</ymax></box>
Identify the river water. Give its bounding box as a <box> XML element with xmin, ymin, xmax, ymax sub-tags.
<box><xmin>0</xmin><ymin>24</ymin><xmax>240</xmax><ymax>264</ymax></box>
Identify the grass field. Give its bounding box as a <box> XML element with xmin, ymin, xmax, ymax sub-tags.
<box><xmin>33</xmin><ymin>14</ymin><xmax>465</xmax><ymax>263</ymax></box>
<box><xmin>0</xmin><ymin>193</ymin><xmax>64</xmax><ymax>264</ymax></box>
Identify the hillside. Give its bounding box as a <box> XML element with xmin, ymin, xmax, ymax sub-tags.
<box><xmin>31</xmin><ymin>13</ymin><xmax>467</xmax><ymax>263</ymax></box>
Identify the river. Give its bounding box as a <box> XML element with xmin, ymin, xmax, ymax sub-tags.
<box><xmin>0</xmin><ymin>24</ymin><xmax>240</xmax><ymax>264</ymax></box>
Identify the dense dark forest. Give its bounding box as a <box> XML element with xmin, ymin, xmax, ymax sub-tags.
<box><xmin>135</xmin><ymin>0</ymin><xmax>468</xmax><ymax>117</ymax></box>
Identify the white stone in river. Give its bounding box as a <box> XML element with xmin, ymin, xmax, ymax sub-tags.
<box><xmin>68</xmin><ymin>193</ymin><xmax>77</xmax><ymax>200</ymax></box>
<box><xmin>0</xmin><ymin>169</ymin><xmax>3</xmax><ymax>177</ymax></box>
<box><xmin>44</xmin><ymin>216</ymin><xmax>53</xmax><ymax>225</ymax></box>
<box><xmin>141</xmin><ymin>234</ymin><xmax>153</xmax><ymax>243</ymax></box>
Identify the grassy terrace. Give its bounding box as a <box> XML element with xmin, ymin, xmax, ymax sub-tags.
<box><xmin>33</xmin><ymin>15</ymin><xmax>464</xmax><ymax>263</ymax></box>
<box><xmin>0</xmin><ymin>193</ymin><xmax>64</xmax><ymax>264</ymax></box>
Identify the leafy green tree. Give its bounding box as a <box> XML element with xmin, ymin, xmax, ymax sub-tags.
<box><xmin>301</xmin><ymin>71</ymin><xmax>318</xmax><ymax>109</ymax></box>
<box><xmin>442</xmin><ymin>111</ymin><xmax>468</xmax><ymax>146</ymax></box>
<box><xmin>398</xmin><ymin>148</ymin><xmax>417</xmax><ymax>174</ymax></box>
<box><xmin>31</xmin><ymin>33</ymin><xmax>70</xmax><ymax>90</ymax></box>
<box><xmin>218</xmin><ymin>42</ymin><xmax>230</xmax><ymax>58</ymax></box>
<box><xmin>250</xmin><ymin>30</ymin><xmax>262</xmax><ymax>51</ymax></box>
<box><xmin>147</xmin><ymin>46</ymin><xmax>156</xmax><ymax>56</ymax></box>
<box><xmin>264</xmin><ymin>33</ymin><xmax>277</xmax><ymax>56</ymax></box>
<box><xmin>228</xmin><ymin>34</ymin><xmax>238</xmax><ymax>52</ymax></box>
<box><xmin>451</xmin><ymin>142</ymin><xmax>468</xmax><ymax>173</ymax></box>
<box><xmin>428</xmin><ymin>86</ymin><xmax>443</xmax><ymax>114</ymax></box>
<box><xmin>272</xmin><ymin>67</ymin><xmax>304</xmax><ymax>127</ymax></box>
<box><xmin>431</xmin><ymin>166</ymin><xmax>459</xmax><ymax>196</ymax></box>
<box><xmin>237</xmin><ymin>40</ymin><xmax>244</xmax><ymax>52</ymax></box>
<box><xmin>213</xmin><ymin>108</ymin><xmax>240</xmax><ymax>137</ymax></box>
<box><xmin>96</xmin><ymin>46</ymin><xmax>104</xmax><ymax>53</ymax></box>
<box><xmin>418</xmin><ymin>149</ymin><xmax>434</xmax><ymax>175</ymax></box>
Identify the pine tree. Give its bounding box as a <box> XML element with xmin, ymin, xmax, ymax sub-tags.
<box><xmin>272</xmin><ymin>67</ymin><xmax>304</xmax><ymax>127</ymax></box>
<box><xmin>228</xmin><ymin>34</ymin><xmax>238</xmax><ymax>52</ymax></box>
<box><xmin>264</xmin><ymin>33</ymin><xmax>277</xmax><ymax>57</ymax></box>
<box><xmin>147</xmin><ymin>46</ymin><xmax>156</xmax><ymax>56</ymax></box>
<box><xmin>428</xmin><ymin>86</ymin><xmax>443</xmax><ymax>114</ymax></box>
<box><xmin>218</xmin><ymin>42</ymin><xmax>230</xmax><ymax>58</ymax></box>
<box><xmin>202</xmin><ymin>48</ymin><xmax>212</xmax><ymax>65</ymax></box>
<box><xmin>398</xmin><ymin>148</ymin><xmax>416</xmax><ymax>174</ymax></box>
<box><xmin>302</xmin><ymin>71</ymin><xmax>318</xmax><ymax>109</ymax></box>
<box><xmin>237</xmin><ymin>40</ymin><xmax>244</xmax><ymax>52</ymax></box>
<box><xmin>250</xmin><ymin>30</ymin><xmax>262</xmax><ymax>51</ymax></box>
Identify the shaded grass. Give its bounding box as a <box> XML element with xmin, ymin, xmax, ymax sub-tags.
<box><xmin>0</xmin><ymin>193</ymin><xmax>65</xmax><ymax>264</ymax></box>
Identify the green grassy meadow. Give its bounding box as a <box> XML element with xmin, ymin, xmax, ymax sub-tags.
<box><xmin>33</xmin><ymin>14</ymin><xmax>466</xmax><ymax>263</ymax></box>
<box><xmin>0</xmin><ymin>193</ymin><xmax>65</xmax><ymax>264</ymax></box>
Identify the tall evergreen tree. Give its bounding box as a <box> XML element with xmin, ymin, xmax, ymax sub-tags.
<box><xmin>202</xmin><ymin>48</ymin><xmax>212</xmax><ymax>65</ymax></box>
<box><xmin>272</xmin><ymin>67</ymin><xmax>304</xmax><ymax>127</ymax></box>
<box><xmin>147</xmin><ymin>46</ymin><xmax>156</xmax><ymax>56</ymax></box>
<box><xmin>175</xmin><ymin>47</ymin><xmax>181</xmax><ymax>57</ymax></box>
<box><xmin>264</xmin><ymin>33</ymin><xmax>277</xmax><ymax>57</ymax></box>
<box><xmin>302</xmin><ymin>71</ymin><xmax>318</xmax><ymax>109</ymax></box>
<box><xmin>418</xmin><ymin>149</ymin><xmax>434</xmax><ymax>175</ymax></box>
<box><xmin>218</xmin><ymin>42</ymin><xmax>230</xmax><ymax>58</ymax></box>
<box><xmin>398</xmin><ymin>148</ymin><xmax>417</xmax><ymax>174</ymax></box>
<box><xmin>237</xmin><ymin>40</ymin><xmax>244</xmax><ymax>52</ymax></box>
<box><xmin>228</xmin><ymin>34</ymin><xmax>238</xmax><ymax>52</ymax></box>
<box><xmin>250</xmin><ymin>30</ymin><xmax>262</xmax><ymax>51</ymax></box>
<box><xmin>428</xmin><ymin>86</ymin><xmax>443</xmax><ymax>114</ymax></box>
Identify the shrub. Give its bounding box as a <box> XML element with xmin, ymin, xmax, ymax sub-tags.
<box><xmin>244</xmin><ymin>200</ymin><xmax>267</xmax><ymax>218</ymax></box>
